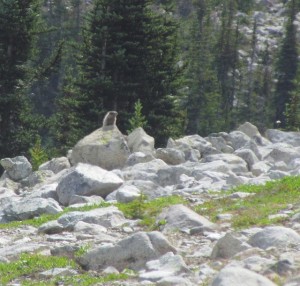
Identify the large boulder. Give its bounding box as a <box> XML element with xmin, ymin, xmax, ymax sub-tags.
<box><xmin>0</xmin><ymin>156</ymin><xmax>32</xmax><ymax>181</ymax></box>
<box><xmin>78</xmin><ymin>231</ymin><xmax>176</xmax><ymax>271</ymax></box>
<box><xmin>127</xmin><ymin>127</ymin><xmax>155</xmax><ymax>155</ymax></box>
<box><xmin>70</xmin><ymin>126</ymin><xmax>130</xmax><ymax>170</ymax></box>
<box><xmin>237</xmin><ymin>122</ymin><xmax>261</xmax><ymax>138</ymax></box>
<box><xmin>56</xmin><ymin>163</ymin><xmax>123</xmax><ymax>205</ymax></box>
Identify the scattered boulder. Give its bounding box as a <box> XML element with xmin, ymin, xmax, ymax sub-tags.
<box><xmin>39</xmin><ymin>157</ymin><xmax>71</xmax><ymax>174</ymax></box>
<box><xmin>0</xmin><ymin>156</ymin><xmax>32</xmax><ymax>181</ymax></box>
<box><xmin>139</xmin><ymin>252</ymin><xmax>190</xmax><ymax>282</ymax></box>
<box><xmin>248</xmin><ymin>226</ymin><xmax>300</xmax><ymax>250</ymax></box>
<box><xmin>158</xmin><ymin>204</ymin><xmax>216</xmax><ymax>233</ymax></box>
<box><xmin>78</xmin><ymin>231</ymin><xmax>176</xmax><ymax>271</ymax></box>
<box><xmin>211</xmin><ymin>266</ymin><xmax>277</xmax><ymax>286</ymax></box>
<box><xmin>70</xmin><ymin>126</ymin><xmax>130</xmax><ymax>170</ymax></box>
<box><xmin>211</xmin><ymin>233</ymin><xmax>251</xmax><ymax>259</ymax></box>
<box><xmin>265</xmin><ymin>129</ymin><xmax>300</xmax><ymax>147</ymax></box>
<box><xmin>127</xmin><ymin>127</ymin><xmax>155</xmax><ymax>155</ymax></box>
<box><xmin>156</xmin><ymin>148</ymin><xmax>186</xmax><ymax>165</ymax></box>
<box><xmin>56</xmin><ymin>163</ymin><xmax>123</xmax><ymax>205</ymax></box>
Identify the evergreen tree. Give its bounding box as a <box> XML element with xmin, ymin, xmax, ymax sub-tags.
<box><xmin>185</xmin><ymin>0</ymin><xmax>221</xmax><ymax>135</ymax></box>
<box><xmin>0</xmin><ymin>0</ymin><xmax>41</xmax><ymax>157</ymax></box>
<box><xmin>215</xmin><ymin>0</ymin><xmax>240</xmax><ymax>130</ymax></box>
<box><xmin>274</xmin><ymin>0</ymin><xmax>298</xmax><ymax>128</ymax></box>
<box><xmin>73</xmin><ymin>0</ymin><xmax>183</xmax><ymax>146</ymax></box>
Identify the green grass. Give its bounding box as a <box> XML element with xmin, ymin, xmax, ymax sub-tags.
<box><xmin>0</xmin><ymin>253</ymin><xmax>130</xmax><ymax>286</ymax></box>
<box><xmin>117</xmin><ymin>195</ymin><xmax>186</xmax><ymax>229</ymax></box>
<box><xmin>0</xmin><ymin>202</ymin><xmax>111</xmax><ymax>229</ymax></box>
<box><xmin>194</xmin><ymin>176</ymin><xmax>300</xmax><ymax>229</ymax></box>
<box><xmin>0</xmin><ymin>253</ymin><xmax>76</xmax><ymax>285</ymax></box>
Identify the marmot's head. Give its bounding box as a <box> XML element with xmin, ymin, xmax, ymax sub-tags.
<box><xmin>103</xmin><ymin>111</ymin><xmax>118</xmax><ymax>127</ymax></box>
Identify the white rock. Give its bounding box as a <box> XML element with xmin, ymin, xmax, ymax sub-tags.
<box><xmin>127</xmin><ymin>127</ymin><xmax>155</xmax><ymax>155</ymax></box>
<box><xmin>248</xmin><ymin>226</ymin><xmax>300</xmax><ymax>250</ymax></box>
<box><xmin>158</xmin><ymin>204</ymin><xmax>216</xmax><ymax>232</ymax></box>
<box><xmin>39</xmin><ymin>157</ymin><xmax>71</xmax><ymax>174</ymax></box>
<box><xmin>237</xmin><ymin>122</ymin><xmax>261</xmax><ymax>138</ymax></box>
<box><xmin>211</xmin><ymin>233</ymin><xmax>251</xmax><ymax>259</ymax></box>
<box><xmin>125</xmin><ymin>152</ymin><xmax>155</xmax><ymax>166</ymax></box>
<box><xmin>78</xmin><ymin>231</ymin><xmax>176</xmax><ymax>271</ymax></box>
<box><xmin>0</xmin><ymin>156</ymin><xmax>32</xmax><ymax>181</ymax></box>
<box><xmin>70</xmin><ymin>126</ymin><xmax>130</xmax><ymax>170</ymax></box>
<box><xmin>234</xmin><ymin>149</ymin><xmax>259</xmax><ymax>169</ymax></box>
<box><xmin>156</xmin><ymin>148</ymin><xmax>186</xmax><ymax>165</ymax></box>
<box><xmin>56</xmin><ymin>163</ymin><xmax>123</xmax><ymax>205</ymax></box>
<box><xmin>265</xmin><ymin>129</ymin><xmax>300</xmax><ymax>147</ymax></box>
<box><xmin>116</xmin><ymin>185</ymin><xmax>141</xmax><ymax>203</ymax></box>
<box><xmin>211</xmin><ymin>266</ymin><xmax>277</xmax><ymax>286</ymax></box>
<box><xmin>228</xmin><ymin>131</ymin><xmax>251</xmax><ymax>150</ymax></box>
<box><xmin>139</xmin><ymin>252</ymin><xmax>189</xmax><ymax>282</ymax></box>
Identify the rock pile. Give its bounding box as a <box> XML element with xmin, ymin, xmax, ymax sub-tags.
<box><xmin>1</xmin><ymin>122</ymin><xmax>300</xmax><ymax>285</ymax></box>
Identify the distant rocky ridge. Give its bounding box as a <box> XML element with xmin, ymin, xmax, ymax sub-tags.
<box><xmin>1</xmin><ymin>122</ymin><xmax>300</xmax><ymax>285</ymax></box>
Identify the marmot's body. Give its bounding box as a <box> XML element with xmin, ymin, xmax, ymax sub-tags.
<box><xmin>103</xmin><ymin>111</ymin><xmax>118</xmax><ymax>127</ymax></box>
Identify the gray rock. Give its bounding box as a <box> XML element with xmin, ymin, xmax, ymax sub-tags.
<box><xmin>264</xmin><ymin>143</ymin><xmax>300</xmax><ymax>164</ymax></box>
<box><xmin>29</xmin><ymin>183</ymin><xmax>59</xmax><ymax>201</ymax></box>
<box><xmin>251</xmin><ymin>161</ymin><xmax>271</xmax><ymax>176</ymax></box>
<box><xmin>0</xmin><ymin>156</ymin><xmax>32</xmax><ymax>181</ymax></box>
<box><xmin>248</xmin><ymin>226</ymin><xmax>300</xmax><ymax>250</ymax></box>
<box><xmin>39</xmin><ymin>157</ymin><xmax>71</xmax><ymax>174</ymax></box>
<box><xmin>127</xmin><ymin>127</ymin><xmax>155</xmax><ymax>155</ymax></box>
<box><xmin>206</xmin><ymin>136</ymin><xmax>234</xmax><ymax>153</ymax></box>
<box><xmin>56</xmin><ymin>163</ymin><xmax>123</xmax><ymax>205</ymax></box>
<box><xmin>78</xmin><ymin>231</ymin><xmax>176</xmax><ymax>271</ymax></box>
<box><xmin>228</xmin><ymin>131</ymin><xmax>251</xmax><ymax>150</ymax></box>
<box><xmin>158</xmin><ymin>204</ymin><xmax>216</xmax><ymax>232</ymax></box>
<box><xmin>265</xmin><ymin>129</ymin><xmax>300</xmax><ymax>147</ymax></box>
<box><xmin>234</xmin><ymin>149</ymin><xmax>259</xmax><ymax>170</ymax></box>
<box><xmin>156</xmin><ymin>276</ymin><xmax>193</xmax><ymax>286</ymax></box>
<box><xmin>202</xmin><ymin>153</ymin><xmax>248</xmax><ymax>173</ymax></box>
<box><xmin>38</xmin><ymin>268</ymin><xmax>78</xmax><ymax>279</ymax></box>
<box><xmin>70</xmin><ymin>126</ymin><xmax>130</xmax><ymax>170</ymax></box>
<box><xmin>116</xmin><ymin>185</ymin><xmax>141</xmax><ymax>203</ymax></box>
<box><xmin>156</xmin><ymin>148</ymin><xmax>186</xmax><ymax>165</ymax></box>
<box><xmin>0</xmin><ymin>187</ymin><xmax>16</xmax><ymax>199</ymax></box>
<box><xmin>211</xmin><ymin>266</ymin><xmax>276</xmax><ymax>286</ymax></box>
<box><xmin>57</xmin><ymin>206</ymin><xmax>126</xmax><ymax>229</ymax></box>
<box><xmin>4</xmin><ymin>197</ymin><xmax>62</xmax><ymax>222</ymax></box>
<box><xmin>139</xmin><ymin>252</ymin><xmax>190</xmax><ymax>282</ymax></box>
<box><xmin>237</xmin><ymin>122</ymin><xmax>261</xmax><ymax>138</ymax></box>
<box><xmin>22</xmin><ymin>170</ymin><xmax>54</xmax><ymax>187</ymax></box>
<box><xmin>211</xmin><ymin>233</ymin><xmax>251</xmax><ymax>259</ymax></box>
<box><xmin>125</xmin><ymin>152</ymin><xmax>155</xmax><ymax>167</ymax></box>
<box><xmin>68</xmin><ymin>195</ymin><xmax>104</xmax><ymax>206</ymax></box>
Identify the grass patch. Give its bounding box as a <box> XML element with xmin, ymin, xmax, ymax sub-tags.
<box><xmin>0</xmin><ymin>202</ymin><xmax>111</xmax><ymax>230</ymax></box>
<box><xmin>0</xmin><ymin>253</ymin><xmax>130</xmax><ymax>286</ymax></box>
<box><xmin>117</xmin><ymin>195</ymin><xmax>186</xmax><ymax>229</ymax></box>
<box><xmin>194</xmin><ymin>176</ymin><xmax>300</xmax><ymax>229</ymax></box>
<box><xmin>0</xmin><ymin>253</ymin><xmax>76</xmax><ymax>285</ymax></box>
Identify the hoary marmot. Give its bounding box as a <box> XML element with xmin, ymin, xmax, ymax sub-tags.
<box><xmin>102</xmin><ymin>111</ymin><xmax>118</xmax><ymax>128</ymax></box>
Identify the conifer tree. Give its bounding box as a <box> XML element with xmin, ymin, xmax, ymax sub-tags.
<box><xmin>274</xmin><ymin>0</ymin><xmax>298</xmax><ymax>128</ymax></box>
<box><xmin>185</xmin><ymin>0</ymin><xmax>221</xmax><ymax>135</ymax></box>
<box><xmin>0</xmin><ymin>0</ymin><xmax>41</xmax><ymax>157</ymax></box>
<box><xmin>74</xmin><ymin>0</ymin><xmax>183</xmax><ymax>145</ymax></box>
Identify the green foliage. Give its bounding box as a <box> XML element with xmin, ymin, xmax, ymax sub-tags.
<box><xmin>29</xmin><ymin>136</ymin><xmax>48</xmax><ymax>170</ymax></box>
<box><xmin>0</xmin><ymin>253</ymin><xmax>76</xmax><ymax>285</ymax></box>
<box><xmin>117</xmin><ymin>195</ymin><xmax>186</xmax><ymax>229</ymax></box>
<box><xmin>194</xmin><ymin>176</ymin><xmax>300</xmax><ymax>229</ymax></box>
<box><xmin>274</xmin><ymin>0</ymin><xmax>299</xmax><ymax>128</ymax></box>
<box><xmin>127</xmin><ymin>99</ymin><xmax>148</xmax><ymax>133</ymax></box>
<box><xmin>0</xmin><ymin>0</ymin><xmax>41</xmax><ymax>157</ymax></box>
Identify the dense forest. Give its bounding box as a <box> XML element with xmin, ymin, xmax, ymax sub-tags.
<box><xmin>1</xmin><ymin>0</ymin><xmax>300</xmax><ymax>163</ymax></box>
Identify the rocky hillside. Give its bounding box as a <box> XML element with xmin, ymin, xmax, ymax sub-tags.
<box><xmin>1</xmin><ymin>122</ymin><xmax>300</xmax><ymax>285</ymax></box>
